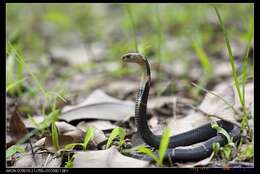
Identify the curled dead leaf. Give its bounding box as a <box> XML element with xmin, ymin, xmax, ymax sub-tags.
<box><xmin>8</xmin><ymin>105</ymin><xmax>28</xmax><ymax>144</ymax></box>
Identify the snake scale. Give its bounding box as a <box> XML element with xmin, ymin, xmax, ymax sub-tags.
<box><xmin>122</xmin><ymin>52</ymin><xmax>241</xmax><ymax>162</ymax></box>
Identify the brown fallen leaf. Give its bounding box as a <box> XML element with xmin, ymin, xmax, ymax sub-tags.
<box><xmin>73</xmin><ymin>146</ymin><xmax>149</xmax><ymax>168</ymax></box>
<box><xmin>44</xmin><ymin>122</ymin><xmax>85</xmax><ymax>152</ymax></box>
<box><xmin>6</xmin><ymin>133</ymin><xmax>15</xmax><ymax>148</ymax></box>
<box><xmin>60</xmin><ymin>90</ymin><xmax>135</xmax><ymax>122</ymax></box>
<box><xmin>159</xmin><ymin>81</ymin><xmax>253</xmax><ymax>136</ymax></box>
<box><xmin>44</xmin><ymin>135</ymin><xmax>76</xmax><ymax>152</ymax></box>
<box><xmin>12</xmin><ymin>152</ymin><xmax>61</xmax><ymax>168</ymax></box>
<box><xmin>91</xmin><ymin>129</ymin><xmax>108</xmax><ymax>149</ymax></box>
<box><xmin>75</xmin><ymin>121</ymin><xmax>108</xmax><ymax>148</ymax></box>
<box><xmin>9</xmin><ymin>105</ymin><xmax>28</xmax><ymax>143</ymax></box>
<box><xmin>198</xmin><ymin>81</ymin><xmax>253</xmax><ymax>122</ymax></box>
<box><xmin>198</xmin><ymin>81</ymin><xmax>237</xmax><ymax>122</ymax></box>
<box><xmin>77</xmin><ymin>120</ymin><xmax>116</xmax><ymax>132</ymax></box>
<box><xmin>148</xmin><ymin>96</ymin><xmax>193</xmax><ymax>117</ymax></box>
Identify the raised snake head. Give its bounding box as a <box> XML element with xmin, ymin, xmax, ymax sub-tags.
<box><xmin>121</xmin><ymin>52</ymin><xmax>146</xmax><ymax>64</ymax></box>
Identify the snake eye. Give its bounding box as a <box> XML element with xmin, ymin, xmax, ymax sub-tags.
<box><xmin>122</xmin><ymin>55</ymin><xmax>130</xmax><ymax>61</ymax></box>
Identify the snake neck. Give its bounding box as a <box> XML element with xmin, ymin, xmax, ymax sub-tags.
<box><xmin>135</xmin><ymin>59</ymin><xmax>160</xmax><ymax>147</ymax></box>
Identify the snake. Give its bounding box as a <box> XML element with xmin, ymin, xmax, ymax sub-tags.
<box><xmin>121</xmin><ymin>52</ymin><xmax>241</xmax><ymax>161</ymax></box>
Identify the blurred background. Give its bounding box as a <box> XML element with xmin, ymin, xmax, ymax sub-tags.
<box><xmin>6</xmin><ymin>3</ymin><xmax>254</xmax><ymax>114</ymax></box>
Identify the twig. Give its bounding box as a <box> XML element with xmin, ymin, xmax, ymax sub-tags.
<box><xmin>191</xmin><ymin>82</ymin><xmax>242</xmax><ymax>117</ymax></box>
<box><xmin>172</xmin><ymin>96</ymin><xmax>177</xmax><ymax>119</ymax></box>
<box><xmin>29</xmin><ymin>139</ymin><xmax>38</xmax><ymax>167</ymax></box>
<box><xmin>188</xmin><ymin>104</ymin><xmax>241</xmax><ymax>128</ymax></box>
<box><xmin>43</xmin><ymin>153</ymin><xmax>51</xmax><ymax>167</ymax></box>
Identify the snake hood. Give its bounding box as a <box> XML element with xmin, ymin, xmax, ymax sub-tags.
<box><xmin>122</xmin><ymin>53</ymin><xmax>151</xmax><ymax>77</ymax></box>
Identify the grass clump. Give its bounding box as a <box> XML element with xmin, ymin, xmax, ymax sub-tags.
<box><xmin>64</xmin><ymin>127</ymin><xmax>95</xmax><ymax>151</ymax></box>
<box><xmin>64</xmin><ymin>154</ymin><xmax>75</xmax><ymax>168</ymax></box>
<box><xmin>106</xmin><ymin>127</ymin><xmax>126</xmax><ymax>149</ymax></box>
<box><xmin>211</xmin><ymin>121</ymin><xmax>236</xmax><ymax>160</ymax></box>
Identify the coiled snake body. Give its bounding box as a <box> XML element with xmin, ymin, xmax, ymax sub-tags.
<box><xmin>122</xmin><ymin>53</ymin><xmax>240</xmax><ymax>161</ymax></box>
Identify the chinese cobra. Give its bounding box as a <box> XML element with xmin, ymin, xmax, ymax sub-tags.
<box><xmin>122</xmin><ymin>52</ymin><xmax>240</xmax><ymax>161</ymax></box>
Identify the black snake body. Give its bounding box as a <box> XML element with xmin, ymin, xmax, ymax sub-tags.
<box><xmin>122</xmin><ymin>53</ymin><xmax>241</xmax><ymax>162</ymax></box>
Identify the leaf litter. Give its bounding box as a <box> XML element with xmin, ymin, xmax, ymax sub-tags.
<box><xmin>6</xmin><ymin>4</ymin><xmax>253</xmax><ymax>168</ymax></box>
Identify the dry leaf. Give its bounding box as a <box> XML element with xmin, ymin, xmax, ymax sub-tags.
<box><xmin>148</xmin><ymin>96</ymin><xmax>193</xmax><ymax>117</ymax></box>
<box><xmin>76</xmin><ymin>121</ymin><xmax>108</xmax><ymax>147</ymax></box>
<box><xmin>12</xmin><ymin>152</ymin><xmax>61</xmax><ymax>168</ymax></box>
<box><xmin>77</xmin><ymin>120</ymin><xmax>116</xmax><ymax>132</ymax></box>
<box><xmin>44</xmin><ymin>122</ymin><xmax>84</xmax><ymax>152</ymax></box>
<box><xmin>199</xmin><ymin>81</ymin><xmax>253</xmax><ymax>122</ymax></box>
<box><xmin>198</xmin><ymin>82</ymin><xmax>236</xmax><ymax>122</ymax></box>
<box><xmin>91</xmin><ymin>129</ymin><xmax>107</xmax><ymax>148</ymax></box>
<box><xmin>9</xmin><ymin>106</ymin><xmax>28</xmax><ymax>142</ymax></box>
<box><xmin>6</xmin><ymin>133</ymin><xmax>15</xmax><ymax>148</ymax></box>
<box><xmin>167</xmin><ymin>81</ymin><xmax>253</xmax><ymax>136</ymax></box>
<box><xmin>60</xmin><ymin>90</ymin><xmax>135</xmax><ymax>122</ymax></box>
<box><xmin>73</xmin><ymin>146</ymin><xmax>149</xmax><ymax>168</ymax></box>
<box><xmin>148</xmin><ymin>96</ymin><xmax>175</xmax><ymax>110</ymax></box>
<box><xmin>104</xmin><ymin>80</ymin><xmax>139</xmax><ymax>99</ymax></box>
<box><xmin>44</xmin><ymin>135</ymin><xmax>76</xmax><ymax>152</ymax></box>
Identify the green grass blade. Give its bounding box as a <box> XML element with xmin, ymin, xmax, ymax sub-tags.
<box><xmin>118</xmin><ymin>127</ymin><xmax>126</xmax><ymax>147</ymax></box>
<box><xmin>64</xmin><ymin>143</ymin><xmax>82</xmax><ymax>151</ymax></box>
<box><xmin>241</xmin><ymin>14</ymin><xmax>254</xmax><ymax>103</ymax></box>
<box><xmin>46</xmin><ymin>91</ymin><xmax>67</xmax><ymax>103</ymax></box>
<box><xmin>137</xmin><ymin>146</ymin><xmax>159</xmax><ymax>164</ymax></box>
<box><xmin>7</xmin><ymin>42</ymin><xmax>47</xmax><ymax>96</ymax></box>
<box><xmin>212</xmin><ymin>142</ymin><xmax>221</xmax><ymax>155</ymax></box>
<box><xmin>16</xmin><ymin>109</ymin><xmax>60</xmax><ymax>145</ymax></box>
<box><xmin>213</xmin><ymin>6</ymin><xmax>243</xmax><ymax>108</ymax></box>
<box><xmin>6</xmin><ymin>77</ymin><xmax>27</xmax><ymax>92</ymax></box>
<box><xmin>106</xmin><ymin>127</ymin><xmax>126</xmax><ymax>149</ymax></box>
<box><xmin>6</xmin><ymin>51</ymin><xmax>16</xmax><ymax>85</ymax></box>
<box><xmin>6</xmin><ymin>145</ymin><xmax>25</xmax><ymax>159</ymax></box>
<box><xmin>83</xmin><ymin>128</ymin><xmax>95</xmax><ymax>151</ymax></box>
<box><xmin>154</xmin><ymin>4</ymin><xmax>165</xmax><ymax>85</ymax></box>
<box><xmin>27</xmin><ymin>113</ymin><xmax>39</xmax><ymax>128</ymax></box>
<box><xmin>158</xmin><ymin>126</ymin><xmax>171</xmax><ymax>166</ymax></box>
<box><xmin>51</xmin><ymin>122</ymin><xmax>60</xmax><ymax>151</ymax></box>
<box><xmin>211</xmin><ymin>121</ymin><xmax>231</xmax><ymax>143</ymax></box>
<box><xmin>64</xmin><ymin>155</ymin><xmax>74</xmax><ymax>168</ymax></box>
<box><xmin>125</xmin><ymin>4</ymin><xmax>138</xmax><ymax>52</ymax></box>
<box><xmin>191</xmin><ymin>40</ymin><xmax>213</xmax><ymax>75</ymax></box>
